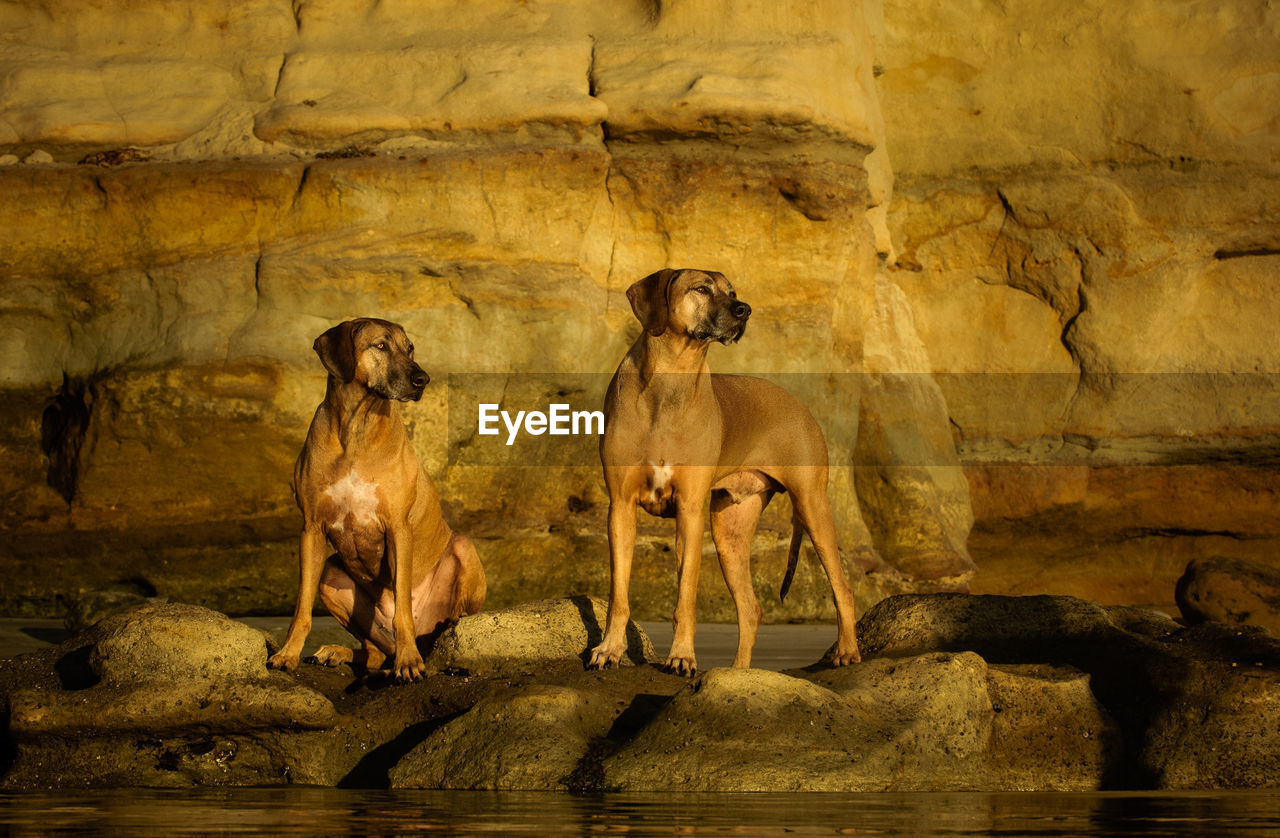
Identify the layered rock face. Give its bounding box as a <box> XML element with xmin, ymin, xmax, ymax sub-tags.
<box><xmin>0</xmin><ymin>0</ymin><xmax>964</xmax><ymax>618</ymax></box>
<box><xmin>5</xmin><ymin>0</ymin><xmax>1273</xmax><ymax>619</ymax></box>
<box><xmin>872</xmin><ymin>1</ymin><xmax>1280</xmax><ymax>602</ymax></box>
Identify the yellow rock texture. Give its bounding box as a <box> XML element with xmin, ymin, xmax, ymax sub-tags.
<box><xmin>873</xmin><ymin>0</ymin><xmax>1280</xmax><ymax>602</ymax></box>
<box><xmin>6</xmin><ymin>0</ymin><xmax>1272</xmax><ymax>619</ymax></box>
<box><xmin>2</xmin><ymin>0</ymin><xmax>957</xmax><ymax>619</ymax></box>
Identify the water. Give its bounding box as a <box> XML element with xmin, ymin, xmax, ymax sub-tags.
<box><xmin>2</xmin><ymin>789</ymin><xmax>1279</xmax><ymax>836</ymax></box>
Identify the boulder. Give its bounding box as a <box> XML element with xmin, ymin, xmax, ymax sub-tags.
<box><xmin>1176</xmin><ymin>556</ymin><xmax>1280</xmax><ymax>636</ymax></box>
<box><xmin>854</xmin><ymin>593</ymin><xmax>1123</xmax><ymax>661</ymax></box>
<box><xmin>982</xmin><ymin>664</ymin><xmax>1121</xmax><ymax>790</ymax></box>
<box><xmin>88</xmin><ymin>601</ymin><xmax>274</xmax><ymax>684</ymax></box>
<box><xmin>3</xmin><ymin>594</ymin><xmax>1279</xmax><ymax>791</ymax></box>
<box><xmin>389</xmin><ymin>685</ymin><xmax>615</xmax><ymax>790</ymax></box>
<box><xmin>807</xmin><ymin>652</ymin><xmax>1120</xmax><ymax>791</ymax></box>
<box><xmin>603</xmin><ymin>668</ymin><xmax>864</xmax><ymax>792</ymax></box>
<box><xmin>427</xmin><ymin>595</ymin><xmax>657</xmax><ymax>675</ymax></box>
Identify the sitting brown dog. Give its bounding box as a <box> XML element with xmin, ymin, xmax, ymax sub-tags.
<box><xmin>267</xmin><ymin>317</ymin><xmax>486</xmax><ymax>681</ymax></box>
<box><xmin>589</xmin><ymin>269</ymin><xmax>861</xmax><ymax>674</ymax></box>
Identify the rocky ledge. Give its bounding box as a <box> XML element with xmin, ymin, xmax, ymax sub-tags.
<box><xmin>1</xmin><ymin>593</ymin><xmax>1277</xmax><ymax>791</ymax></box>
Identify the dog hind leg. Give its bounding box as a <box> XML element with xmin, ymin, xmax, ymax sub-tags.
<box><xmin>711</xmin><ymin>488</ymin><xmax>770</xmax><ymax>668</ymax></box>
<box><xmin>410</xmin><ymin>534</ymin><xmax>486</xmax><ymax>654</ymax></box>
<box><xmin>789</xmin><ymin>478</ymin><xmax>861</xmax><ymax>665</ymax></box>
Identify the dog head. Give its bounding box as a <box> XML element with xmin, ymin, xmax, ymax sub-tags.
<box><xmin>313</xmin><ymin>318</ymin><xmax>428</xmax><ymax>401</ymax></box>
<box><xmin>626</xmin><ymin>268</ymin><xmax>751</xmax><ymax>344</ymax></box>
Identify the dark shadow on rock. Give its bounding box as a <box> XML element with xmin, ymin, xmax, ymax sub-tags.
<box><xmin>338</xmin><ymin>713</ymin><xmax>464</xmax><ymax>789</ymax></box>
<box><xmin>606</xmin><ymin>692</ymin><xmax>671</xmax><ymax>741</ymax></box>
<box><xmin>571</xmin><ymin>594</ymin><xmax>603</xmax><ymax>662</ymax></box>
<box><xmin>564</xmin><ymin>692</ymin><xmax>674</xmax><ymax>793</ymax></box>
<box><xmin>0</xmin><ymin>703</ymin><xmax>11</xmax><ymax>778</ymax></box>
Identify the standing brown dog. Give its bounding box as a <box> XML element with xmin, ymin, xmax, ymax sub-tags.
<box><xmin>267</xmin><ymin>318</ymin><xmax>486</xmax><ymax>681</ymax></box>
<box><xmin>589</xmin><ymin>269</ymin><xmax>860</xmax><ymax>674</ymax></box>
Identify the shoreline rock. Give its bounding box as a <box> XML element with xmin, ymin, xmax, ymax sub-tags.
<box><xmin>2</xmin><ymin>594</ymin><xmax>1277</xmax><ymax>791</ymax></box>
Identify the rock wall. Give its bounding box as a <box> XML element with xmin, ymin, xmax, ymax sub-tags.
<box><xmin>0</xmin><ymin>0</ymin><xmax>956</xmax><ymax>619</ymax></box>
<box><xmin>5</xmin><ymin>0</ymin><xmax>1273</xmax><ymax>620</ymax></box>
<box><xmin>871</xmin><ymin>0</ymin><xmax>1280</xmax><ymax>604</ymax></box>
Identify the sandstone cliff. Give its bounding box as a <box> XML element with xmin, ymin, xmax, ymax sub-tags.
<box><xmin>1</xmin><ymin>0</ymin><xmax>1275</xmax><ymax>619</ymax></box>
<box><xmin>872</xmin><ymin>0</ymin><xmax>1280</xmax><ymax>603</ymax></box>
<box><xmin>2</xmin><ymin>0</ymin><xmax>961</xmax><ymax>618</ymax></box>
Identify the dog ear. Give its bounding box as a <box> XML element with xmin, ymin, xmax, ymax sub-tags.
<box><xmin>627</xmin><ymin>269</ymin><xmax>677</xmax><ymax>336</ymax></box>
<box><xmin>313</xmin><ymin>321</ymin><xmax>357</xmax><ymax>382</ymax></box>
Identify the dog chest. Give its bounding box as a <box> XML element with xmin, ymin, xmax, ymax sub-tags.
<box><xmin>320</xmin><ymin>471</ymin><xmax>384</xmax><ymax>534</ymax></box>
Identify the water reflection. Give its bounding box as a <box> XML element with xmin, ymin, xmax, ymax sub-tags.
<box><xmin>2</xmin><ymin>789</ymin><xmax>1279</xmax><ymax>836</ymax></box>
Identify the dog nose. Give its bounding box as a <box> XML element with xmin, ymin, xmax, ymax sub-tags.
<box><xmin>732</xmin><ymin>300</ymin><xmax>751</xmax><ymax>319</ymax></box>
<box><xmin>412</xmin><ymin>369</ymin><xmax>429</xmax><ymax>389</ymax></box>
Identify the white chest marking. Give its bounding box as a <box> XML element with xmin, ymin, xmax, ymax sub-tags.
<box><xmin>641</xmin><ymin>460</ymin><xmax>676</xmax><ymax>508</ymax></box>
<box><xmin>647</xmin><ymin>461</ymin><xmax>674</xmax><ymax>490</ymax></box>
<box><xmin>324</xmin><ymin>472</ymin><xmax>381</xmax><ymax>530</ymax></box>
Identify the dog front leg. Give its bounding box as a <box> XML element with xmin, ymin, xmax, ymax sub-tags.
<box><xmin>666</xmin><ymin>498</ymin><xmax>706</xmax><ymax>676</ymax></box>
<box><xmin>388</xmin><ymin>524</ymin><xmax>427</xmax><ymax>681</ymax></box>
<box><xmin>588</xmin><ymin>498</ymin><xmax>637</xmax><ymax>669</ymax></box>
<box><xmin>268</xmin><ymin>524</ymin><xmax>327</xmax><ymax>672</ymax></box>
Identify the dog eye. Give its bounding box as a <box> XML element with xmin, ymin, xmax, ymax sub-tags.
<box><xmin>694</xmin><ymin>286</ymin><xmax>712</xmax><ymax>295</ymax></box>
<box><xmin>373</xmin><ymin>342</ymin><xmax>388</xmax><ymax>351</ymax></box>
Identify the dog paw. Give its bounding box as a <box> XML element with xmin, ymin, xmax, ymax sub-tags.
<box><xmin>662</xmin><ymin>654</ymin><xmax>698</xmax><ymax>677</ymax></box>
<box><xmin>309</xmin><ymin>644</ymin><xmax>355</xmax><ymax>667</ymax></box>
<box><xmin>266</xmin><ymin>651</ymin><xmax>299</xmax><ymax>673</ymax></box>
<box><xmin>830</xmin><ymin>645</ymin><xmax>862</xmax><ymax>666</ymax></box>
<box><xmin>586</xmin><ymin>643</ymin><xmax>622</xmax><ymax>670</ymax></box>
<box><xmin>394</xmin><ymin>651</ymin><xmax>427</xmax><ymax>682</ymax></box>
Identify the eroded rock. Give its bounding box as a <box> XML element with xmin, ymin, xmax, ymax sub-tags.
<box><xmin>1176</xmin><ymin>556</ymin><xmax>1280</xmax><ymax>636</ymax></box>
<box><xmin>4</xmin><ymin>594</ymin><xmax>1277</xmax><ymax>792</ymax></box>
<box><xmin>603</xmin><ymin>668</ymin><xmax>860</xmax><ymax>791</ymax></box>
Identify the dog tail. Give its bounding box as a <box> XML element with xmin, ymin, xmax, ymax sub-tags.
<box><xmin>779</xmin><ymin>516</ymin><xmax>804</xmax><ymax>602</ymax></box>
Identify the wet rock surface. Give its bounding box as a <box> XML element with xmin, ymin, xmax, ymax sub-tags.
<box><xmin>2</xmin><ymin>594</ymin><xmax>1278</xmax><ymax>791</ymax></box>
